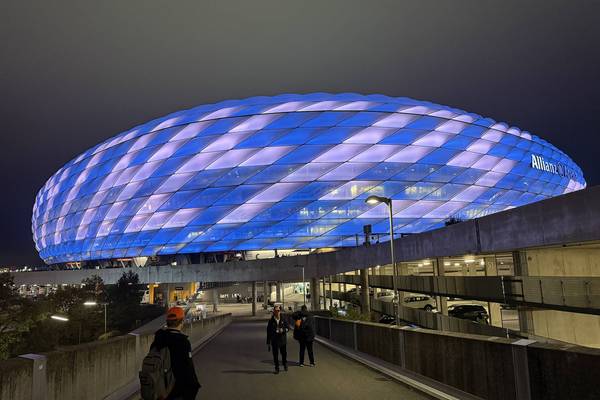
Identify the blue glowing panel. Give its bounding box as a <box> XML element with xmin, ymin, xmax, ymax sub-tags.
<box><xmin>32</xmin><ymin>93</ymin><xmax>587</xmax><ymax>263</ymax></box>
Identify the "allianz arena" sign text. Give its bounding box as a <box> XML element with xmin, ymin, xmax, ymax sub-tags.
<box><xmin>531</xmin><ymin>153</ymin><xmax>578</xmax><ymax>179</ymax></box>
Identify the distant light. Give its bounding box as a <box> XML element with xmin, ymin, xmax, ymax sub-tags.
<box><xmin>479</xmin><ymin>260</ymin><xmax>485</xmax><ymax>266</ymax></box>
<box><xmin>464</xmin><ymin>259</ymin><xmax>475</xmax><ymax>264</ymax></box>
<box><xmin>454</xmin><ymin>263</ymin><xmax>460</xmax><ymax>267</ymax></box>
<box><xmin>235</xmin><ymin>253</ymin><xmax>242</xmax><ymax>258</ymax></box>
<box><xmin>84</xmin><ymin>301</ymin><xmax>97</xmax><ymax>306</ymax></box>
<box><xmin>51</xmin><ymin>315</ymin><xmax>69</xmax><ymax>322</ymax></box>
<box><xmin>443</xmin><ymin>262</ymin><xmax>450</xmax><ymax>266</ymax></box>
<box><xmin>423</xmin><ymin>260</ymin><xmax>431</xmax><ymax>266</ymax></box>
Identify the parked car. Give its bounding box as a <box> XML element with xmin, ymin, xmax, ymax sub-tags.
<box><xmin>347</xmin><ymin>287</ymin><xmax>374</xmax><ymax>296</ymax></box>
<box><xmin>448</xmin><ymin>304</ymin><xmax>489</xmax><ymax>324</ymax></box>
<box><xmin>376</xmin><ymin>291</ymin><xmax>395</xmax><ymax>302</ymax></box>
<box><xmin>402</xmin><ymin>295</ymin><xmax>436</xmax><ymax>311</ymax></box>
<box><xmin>378</xmin><ymin>314</ymin><xmax>396</xmax><ymax>324</ymax></box>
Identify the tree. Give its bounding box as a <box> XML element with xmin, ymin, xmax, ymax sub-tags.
<box><xmin>82</xmin><ymin>274</ymin><xmax>107</xmax><ymax>303</ymax></box>
<box><xmin>106</xmin><ymin>271</ymin><xmax>144</xmax><ymax>332</ymax></box>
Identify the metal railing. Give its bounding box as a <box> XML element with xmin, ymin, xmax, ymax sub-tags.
<box><xmin>314</xmin><ymin>316</ymin><xmax>600</xmax><ymax>400</ymax></box>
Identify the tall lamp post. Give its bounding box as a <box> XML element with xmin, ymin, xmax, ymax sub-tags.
<box><xmin>294</xmin><ymin>264</ymin><xmax>306</xmax><ymax>307</ymax></box>
<box><xmin>365</xmin><ymin>195</ymin><xmax>399</xmax><ymax>324</ymax></box>
<box><xmin>84</xmin><ymin>301</ymin><xmax>108</xmax><ymax>336</ymax></box>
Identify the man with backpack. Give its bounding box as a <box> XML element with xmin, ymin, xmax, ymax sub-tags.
<box><xmin>293</xmin><ymin>305</ymin><xmax>316</xmax><ymax>367</ymax></box>
<box><xmin>140</xmin><ymin>306</ymin><xmax>200</xmax><ymax>400</ymax></box>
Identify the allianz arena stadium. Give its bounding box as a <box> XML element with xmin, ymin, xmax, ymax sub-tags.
<box><xmin>32</xmin><ymin>93</ymin><xmax>586</xmax><ymax>265</ymax></box>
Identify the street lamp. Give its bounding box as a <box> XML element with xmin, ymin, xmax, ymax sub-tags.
<box><xmin>294</xmin><ymin>265</ymin><xmax>306</xmax><ymax>307</ymax></box>
<box><xmin>51</xmin><ymin>315</ymin><xmax>69</xmax><ymax>322</ymax></box>
<box><xmin>84</xmin><ymin>301</ymin><xmax>108</xmax><ymax>336</ymax></box>
<box><xmin>365</xmin><ymin>195</ymin><xmax>399</xmax><ymax>325</ymax></box>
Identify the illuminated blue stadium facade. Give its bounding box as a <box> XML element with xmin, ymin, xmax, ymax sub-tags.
<box><xmin>32</xmin><ymin>93</ymin><xmax>586</xmax><ymax>264</ymax></box>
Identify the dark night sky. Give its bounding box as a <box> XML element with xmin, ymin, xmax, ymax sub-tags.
<box><xmin>1</xmin><ymin>1</ymin><xmax>599</xmax><ymax>265</ymax></box>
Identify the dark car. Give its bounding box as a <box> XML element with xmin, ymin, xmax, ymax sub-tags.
<box><xmin>378</xmin><ymin>315</ymin><xmax>396</xmax><ymax>324</ymax></box>
<box><xmin>448</xmin><ymin>305</ymin><xmax>489</xmax><ymax>324</ymax></box>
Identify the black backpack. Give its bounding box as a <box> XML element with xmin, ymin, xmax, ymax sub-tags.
<box><xmin>139</xmin><ymin>345</ymin><xmax>175</xmax><ymax>400</ymax></box>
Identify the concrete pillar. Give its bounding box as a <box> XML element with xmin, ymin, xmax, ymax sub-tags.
<box><xmin>321</xmin><ymin>278</ymin><xmax>326</xmax><ymax>309</ymax></box>
<box><xmin>19</xmin><ymin>354</ymin><xmax>47</xmax><ymax>400</ymax></box>
<box><xmin>276</xmin><ymin>282</ymin><xmax>282</xmax><ymax>303</ymax></box>
<box><xmin>360</xmin><ymin>268</ymin><xmax>370</xmax><ymax>315</ymax></box>
<box><xmin>311</xmin><ymin>277</ymin><xmax>320</xmax><ymax>310</ymax></box>
<box><xmin>513</xmin><ymin>250</ymin><xmax>529</xmax><ymax>276</ymax></box>
<box><xmin>434</xmin><ymin>258</ymin><xmax>448</xmax><ymax>315</ymax></box>
<box><xmin>328</xmin><ymin>276</ymin><xmax>334</xmax><ymax>309</ymax></box>
<box><xmin>263</xmin><ymin>281</ymin><xmax>269</xmax><ymax>308</ymax></box>
<box><xmin>252</xmin><ymin>281</ymin><xmax>257</xmax><ymax>316</ymax></box>
<box><xmin>212</xmin><ymin>288</ymin><xmax>219</xmax><ymax>313</ymax></box>
<box><xmin>485</xmin><ymin>257</ymin><xmax>503</xmax><ymax>327</ymax></box>
<box><xmin>513</xmin><ymin>251</ymin><xmax>534</xmax><ymax>333</ymax></box>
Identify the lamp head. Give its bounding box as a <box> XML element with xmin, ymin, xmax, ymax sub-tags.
<box><xmin>365</xmin><ymin>195</ymin><xmax>390</xmax><ymax>205</ymax></box>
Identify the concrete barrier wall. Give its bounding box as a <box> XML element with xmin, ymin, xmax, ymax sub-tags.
<box><xmin>315</xmin><ymin>316</ymin><xmax>600</xmax><ymax>400</ymax></box>
<box><xmin>0</xmin><ymin>357</ymin><xmax>32</xmax><ymax>400</ymax></box>
<box><xmin>1</xmin><ymin>313</ymin><xmax>232</xmax><ymax>400</ymax></box>
<box><xmin>45</xmin><ymin>336</ymin><xmax>137</xmax><ymax>400</ymax></box>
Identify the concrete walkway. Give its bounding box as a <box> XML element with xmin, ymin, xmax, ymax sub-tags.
<box><xmin>192</xmin><ymin>318</ymin><xmax>431</xmax><ymax>400</ymax></box>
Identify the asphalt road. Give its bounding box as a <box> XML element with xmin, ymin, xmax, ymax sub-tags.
<box><xmin>192</xmin><ymin>318</ymin><xmax>430</xmax><ymax>400</ymax></box>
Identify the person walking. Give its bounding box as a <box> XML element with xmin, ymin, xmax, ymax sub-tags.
<box><xmin>266</xmin><ymin>305</ymin><xmax>289</xmax><ymax>374</ymax></box>
<box><xmin>295</xmin><ymin>305</ymin><xmax>316</xmax><ymax>367</ymax></box>
<box><xmin>148</xmin><ymin>307</ymin><xmax>201</xmax><ymax>400</ymax></box>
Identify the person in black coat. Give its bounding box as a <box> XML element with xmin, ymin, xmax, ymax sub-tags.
<box><xmin>266</xmin><ymin>305</ymin><xmax>289</xmax><ymax>374</ymax></box>
<box><xmin>151</xmin><ymin>307</ymin><xmax>200</xmax><ymax>400</ymax></box>
<box><xmin>293</xmin><ymin>305</ymin><xmax>316</xmax><ymax>367</ymax></box>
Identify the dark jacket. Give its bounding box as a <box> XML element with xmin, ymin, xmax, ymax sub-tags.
<box><xmin>295</xmin><ymin>311</ymin><xmax>315</xmax><ymax>342</ymax></box>
<box><xmin>151</xmin><ymin>328</ymin><xmax>200</xmax><ymax>400</ymax></box>
<box><xmin>266</xmin><ymin>315</ymin><xmax>289</xmax><ymax>347</ymax></box>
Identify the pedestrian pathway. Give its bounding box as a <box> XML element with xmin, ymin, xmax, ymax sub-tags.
<box><xmin>192</xmin><ymin>318</ymin><xmax>431</xmax><ymax>400</ymax></box>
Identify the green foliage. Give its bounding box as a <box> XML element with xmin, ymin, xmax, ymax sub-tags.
<box><xmin>0</xmin><ymin>272</ymin><xmax>163</xmax><ymax>360</ymax></box>
<box><xmin>331</xmin><ymin>306</ymin><xmax>372</xmax><ymax>322</ymax></box>
<box><xmin>107</xmin><ymin>271</ymin><xmax>158</xmax><ymax>333</ymax></box>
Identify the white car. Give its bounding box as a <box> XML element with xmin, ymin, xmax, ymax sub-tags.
<box><xmin>376</xmin><ymin>291</ymin><xmax>395</xmax><ymax>303</ymax></box>
<box><xmin>402</xmin><ymin>295</ymin><xmax>436</xmax><ymax>311</ymax></box>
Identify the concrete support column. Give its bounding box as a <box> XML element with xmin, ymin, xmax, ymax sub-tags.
<box><xmin>212</xmin><ymin>288</ymin><xmax>219</xmax><ymax>313</ymax></box>
<box><xmin>251</xmin><ymin>281</ymin><xmax>257</xmax><ymax>316</ymax></box>
<box><xmin>513</xmin><ymin>251</ymin><xmax>534</xmax><ymax>334</ymax></box>
<box><xmin>321</xmin><ymin>278</ymin><xmax>326</xmax><ymax>309</ymax></box>
<box><xmin>263</xmin><ymin>281</ymin><xmax>269</xmax><ymax>309</ymax></box>
<box><xmin>276</xmin><ymin>282</ymin><xmax>282</xmax><ymax>303</ymax></box>
<box><xmin>328</xmin><ymin>275</ymin><xmax>333</xmax><ymax>309</ymax></box>
<box><xmin>513</xmin><ymin>250</ymin><xmax>529</xmax><ymax>276</ymax></box>
<box><xmin>360</xmin><ymin>268</ymin><xmax>370</xmax><ymax>315</ymax></box>
<box><xmin>434</xmin><ymin>258</ymin><xmax>448</xmax><ymax>315</ymax></box>
<box><xmin>485</xmin><ymin>257</ymin><xmax>503</xmax><ymax>327</ymax></box>
<box><xmin>398</xmin><ymin>262</ymin><xmax>409</xmax><ymax>304</ymax></box>
<box><xmin>311</xmin><ymin>277</ymin><xmax>320</xmax><ymax>310</ymax></box>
